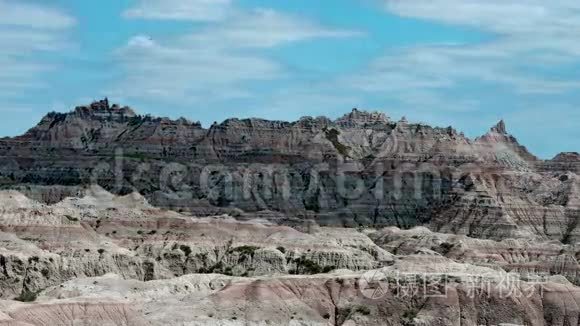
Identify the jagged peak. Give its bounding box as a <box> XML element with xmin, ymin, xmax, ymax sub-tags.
<box><xmin>474</xmin><ymin>119</ymin><xmax>538</xmax><ymax>162</ymax></box>
<box><xmin>334</xmin><ymin>108</ymin><xmax>390</xmax><ymax>127</ymax></box>
<box><xmin>42</xmin><ymin>99</ymin><xmax>137</xmax><ymax>122</ymax></box>
<box><xmin>475</xmin><ymin>120</ymin><xmax>510</xmax><ymax>141</ymax></box>
<box><xmin>73</xmin><ymin>98</ymin><xmax>136</xmax><ymax>118</ymax></box>
<box><xmin>490</xmin><ymin>120</ymin><xmax>507</xmax><ymax>134</ymax></box>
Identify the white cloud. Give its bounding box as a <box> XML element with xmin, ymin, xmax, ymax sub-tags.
<box><xmin>123</xmin><ymin>0</ymin><xmax>233</xmax><ymax>22</ymax></box>
<box><xmin>0</xmin><ymin>0</ymin><xmax>76</xmax><ymax>29</ymax></box>
<box><xmin>115</xmin><ymin>8</ymin><xmax>361</xmax><ymax>103</ymax></box>
<box><xmin>0</xmin><ymin>2</ymin><xmax>75</xmax><ymax>98</ymax></box>
<box><xmin>384</xmin><ymin>1</ymin><xmax>580</xmax><ymax>33</ymax></box>
<box><xmin>373</xmin><ymin>1</ymin><xmax>580</xmax><ymax>94</ymax></box>
<box><xmin>382</xmin><ymin>0</ymin><xmax>580</xmax><ymax>55</ymax></box>
<box><xmin>385</xmin><ymin>1</ymin><xmax>547</xmax><ymax>33</ymax></box>
<box><xmin>185</xmin><ymin>9</ymin><xmax>362</xmax><ymax>48</ymax></box>
<box><xmin>345</xmin><ymin>41</ymin><xmax>580</xmax><ymax>97</ymax></box>
<box><xmin>115</xmin><ymin>34</ymin><xmax>282</xmax><ymax>101</ymax></box>
<box><xmin>0</xmin><ymin>29</ymin><xmax>72</xmax><ymax>53</ymax></box>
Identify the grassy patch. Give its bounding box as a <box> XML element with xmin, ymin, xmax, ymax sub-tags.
<box><xmin>15</xmin><ymin>290</ymin><xmax>38</xmax><ymax>302</ymax></box>
<box><xmin>402</xmin><ymin>308</ymin><xmax>418</xmax><ymax>325</ymax></box>
<box><xmin>179</xmin><ymin>245</ymin><xmax>192</xmax><ymax>257</ymax></box>
<box><xmin>230</xmin><ymin>245</ymin><xmax>259</xmax><ymax>257</ymax></box>
<box><xmin>324</xmin><ymin>128</ymin><xmax>351</xmax><ymax>157</ymax></box>
<box><xmin>291</xmin><ymin>256</ymin><xmax>335</xmax><ymax>275</ymax></box>
<box><xmin>64</xmin><ymin>215</ymin><xmax>79</xmax><ymax>222</ymax></box>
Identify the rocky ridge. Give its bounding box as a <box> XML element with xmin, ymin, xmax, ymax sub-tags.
<box><xmin>0</xmin><ymin>99</ymin><xmax>578</xmax><ymax>242</ymax></box>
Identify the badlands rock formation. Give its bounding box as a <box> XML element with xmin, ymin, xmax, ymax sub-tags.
<box><xmin>0</xmin><ymin>99</ymin><xmax>578</xmax><ymax>242</ymax></box>
<box><xmin>0</xmin><ymin>187</ymin><xmax>579</xmax><ymax>325</ymax></box>
<box><xmin>0</xmin><ymin>99</ymin><xmax>579</xmax><ymax>325</ymax></box>
<box><xmin>0</xmin><ymin>186</ymin><xmax>392</xmax><ymax>298</ymax></box>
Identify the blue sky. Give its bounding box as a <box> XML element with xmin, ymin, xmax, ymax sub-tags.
<box><xmin>1</xmin><ymin>0</ymin><xmax>579</xmax><ymax>158</ymax></box>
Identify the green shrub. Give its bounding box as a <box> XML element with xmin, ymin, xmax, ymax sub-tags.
<box><xmin>179</xmin><ymin>245</ymin><xmax>192</xmax><ymax>256</ymax></box>
<box><xmin>292</xmin><ymin>256</ymin><xmax>331</xmax><ymax>275</ymax></box>
<box><xmin>324</xmin><ymin>128</ymin><xmax>351</xmax><ymax>157</ymax></box>
<box><xmin>322</xmin><ymin>265</ymin><xmax>336</xmax><ymax>273</ymax></box>
<box><xmin>230</xmin><ymin>245</ymin><xmax>259</xmax><ymax>257</ymax></box>
<box><xmin>355</xmin><ymin>306</ymin><xmax>371</xmax><ymax>316</ymax></box>
<box><xmin>15</xmin><ymin>291</ymin><xmax>37</xmax><ymax>302</ymax></box>
<box><xmin>439</xmin><ymin>242</ymin><xmax>454</xmax><ymax>254</ymax></box>
<box><xmin>402</xmin><ymin>308</ymin><xmax>418</xmax><ymax>325</ymax></box>
<box><xmin>28</xmin><ymin>256</ymin><xmax>40</xmax><ymax>263</ymax></box>
<box><xmin>64</xmin><ymin>215</ymin><xmax>79</xmax><ymax>222</ymax></box>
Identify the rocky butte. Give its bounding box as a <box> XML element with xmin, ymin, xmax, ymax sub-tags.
<box><xmin>0</xmin><ymin>99</ymin><xmax>579</xmax><ymax>325</ymax></box>
<box><xmin>1</xmin><ymin>99</ymin><xmax>578</xmax><ymax>241</ymax></box>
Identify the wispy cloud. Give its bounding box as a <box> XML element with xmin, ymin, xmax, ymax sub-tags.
<box><xmin>378</xmin><ymin>0</ymin><xmax>580</xmax><ymax>93</ymax></box>
<box><xmin>184</xmin><ymin>9</ymin><xmax>362</xmax><ymax>48</ymax></box>
<box><xmin>115</xmin><ymin>33</ymin><xmax>281</xmax><ymax>101</ymax></box>
<box><xmin>114</xmin><ymin>6</ymin><xmax>361</xmax><ymax>103</ymax></box>
<box><xmin>384</xmin><ymin>0</ymin><xmax>580</xmax><ymax>40</ymax></box>
<box><xmin>356</xmin><ymin>0</ymin><xmax>580</xmax><ymax>156</ymax></box>
<box><xmin>345</xmin><ymin>41</ymin><xmax>580</xmax><ymax>97</ymax></box>
<box><xmin>123</xmin><ymin>0</ymin><xmax>233</xmax><ymax>22</ymax></box>
<box><xmin>0</xmin><ymin>29</ymin><xmax>72</xmax><ymax>53</ymax></box>
<box><xmin>0</xmin><ymin>1</ymin><xmax>75</xmax><ymax>99</ymax></box>
<box><xmin>0</xmin><ymin>0</ymin><xmax>76</xmax><ymax>29</ymax></box>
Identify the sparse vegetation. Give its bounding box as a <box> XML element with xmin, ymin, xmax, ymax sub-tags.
<box><xmin>291</xmin><ymin>256</ymin><xmax>335</xmax><ymax>275</ymax></box>
<box><xmin>230</xmin><ymin>245</ymin><xmax>259</xmax><ymax>257</ymax></box>
<box><xmin>198</xmin><ymin>261</ymin><xmax>225</xmax><ymax>274</ymax></box>
<box><xmin>15</xmin><ymin>290</ymin><xmax>38</xmax><ymax>302</ymax></box>
<box><xmin>324</xmin><ymin>128</ymin><xmax>351</xmax><ymax>157</ymax></box>
<box><xmin>179</xmin><ymin>245</ymin><xmax>192</xmax><ymax>256</ymax></box>
<box><xmin>128</xmin><ymin>115</ymin><xmax>145</xmax><ymax>127</ymax></box>
<box><xmin>64</xmin><ymin>215</ymin><xmax>79</xmax><ymax>222</ymax></box>
<box><xmin>354</xmin><ymin>306</ymin><xmax>371</xmax><ymax>316</ymax></box>
<box><xmin>322</xmin><ymin>265</ymin><xmax>335</xmax><ymax>273</ymax></box>
<box><xmin>439</xmin><ymin>242</ymin><xmax>454</xmax><ymax>254</ymax></box>
<box><xmin>28</xmin><ymin>256</ymin><xmax>40</xmax><ymax>263</ymax></box>
<box><xmin>402</xmin><ymin>308</ymin><xmax>418</xmax><ymax>325</ymax></box>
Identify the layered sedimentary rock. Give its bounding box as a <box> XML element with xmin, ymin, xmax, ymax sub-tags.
<box><xmin>1</xmin><ymin>186</ymin><xmax>580</xmax><ymax>324</ymax></box>
<box><xmin>2</xmin><ymin>258</ymin><xmax>580</xmax><ymax>326</ymax></box>
<box><xmin>0</xmin><ymin>99</ymin><xmax>578</xmax><ymax>242</ymax></box>
<box><xmin>0</xmin><ymin>187</ymin><xmax>393</xmax><ymax>299</ymax></box>
<box><xmin>371</xmin><ymin>226</ymin><xmax>580</xmax><ymax>285</ymax></box>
